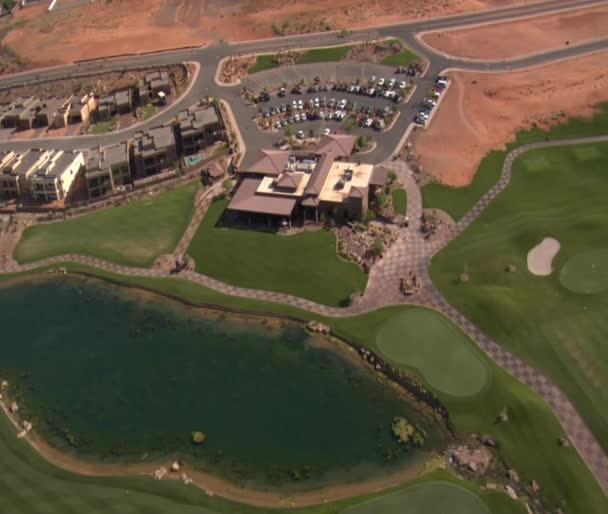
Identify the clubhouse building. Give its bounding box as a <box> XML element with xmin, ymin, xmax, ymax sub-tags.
<box><xmin>228</xmin><ymin>134</ymin><xmax>388</xmax><ymax>224</ymax></box>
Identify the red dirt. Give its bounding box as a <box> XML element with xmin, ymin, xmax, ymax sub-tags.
<box><xmin>2</xmin><ymin>0</ymin><xmax>547</xmax><ymax>68</ymax></box>
<box><xmin>413</xmin><ymin>51</ymin><xmax>608</xmax><ymax>187</ymax></box>
<box><xmin>421</xmin><ymin>5</ymin><xmax>608</xmax><ymax>60</ymax></box>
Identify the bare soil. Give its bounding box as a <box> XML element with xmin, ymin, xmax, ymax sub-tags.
<box><xmin>1</xmin><ymin>0</ymin><xmax>547</xmax><ymax>71</ymax></box>
<box><xmin>422</xmin><ymin>5</ymin><xmax>608</xmax><ymax>60</ymax></box>
<box><xmin>0</xmin><ymin>65</ymin><xmax>189</xmax><ymax>104</ymax></box>
<box><xmin>412</xmin><ymin>51</ymin><xmax>608</xmax><ymax>186</ymax></box>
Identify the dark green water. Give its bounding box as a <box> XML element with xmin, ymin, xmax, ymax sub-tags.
<box><xmin>0</xmin><ymin>277</ymin><xmax>443</xmax><ymax>488</ymax></box>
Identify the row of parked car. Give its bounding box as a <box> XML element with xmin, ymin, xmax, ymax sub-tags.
<box><xmin>261</xmin><ymin>97</ymin><xmax>395</xmax><ymax>132</ymax></box>
<box><xmin>273</xmin><ymin>75</ymin><xmax>411</xmax><ymax>104</ymax></box>
<box><xmin>414</xmin><ymin>76</ymin><xmax>449</xmax><ymax>126</ymax></box>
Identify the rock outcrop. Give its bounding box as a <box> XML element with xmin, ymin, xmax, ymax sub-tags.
<box><xmin>306</xmin><ymin>321</ymin><xmax>330</xmax><ymax>335</ymax></box>
<box><xmin>449</xmin><ymin>445</ymin><xmax>492</xmax><ymax>474</ymax></box>
<box><xmin>153</xmin><ymin>467</ymin><xmax>168</xmax><ymax>480</ymax></box>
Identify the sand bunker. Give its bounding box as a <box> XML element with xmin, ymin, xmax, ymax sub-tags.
<box><xmin>527</xmin><ymin>237</ymin><xmax>560</xmax><ymax>276</ymax></box>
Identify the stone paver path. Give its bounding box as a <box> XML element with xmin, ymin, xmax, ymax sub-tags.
<box><xmin>1</xmin><ymin>135</ymin><xmax>608</xmax><ymax>491</ymax></box>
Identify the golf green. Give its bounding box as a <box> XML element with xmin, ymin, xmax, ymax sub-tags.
<box><xmin>342</xmin><ymin>481</ymin><xmax>490</xmax><ymax>514</ymax></box>
<box><xmin>559</xmin><ymin>248</ymin><xmax>608</xmax><ymax>294</ymax></box>
<box><xmin>376</xmin><ymin>310</ymin><xmax>489</xmax><ymax>397</ymax></box>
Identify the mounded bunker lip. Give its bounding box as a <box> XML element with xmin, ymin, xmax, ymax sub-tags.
<box><xmin>559</xmin><ymin>248</ymin><xmax>608</xmax><ymax>294</ymax></box>
<box><xmin>527</xmin><ymin>237</ymin><xmax>560</xmax><ymax>276</ymax></box>
<box><xmin>376</xmin><ymin>309</ymin><xmax>490</xmax><ymax>398</ymax></box>
<box><xmin>342</xmin><ymin>480</ymin><xmax>491</xmax><ymax>514</ymax></box>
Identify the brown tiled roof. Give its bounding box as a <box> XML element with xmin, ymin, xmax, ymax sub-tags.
<box><xmin>304</xmin><ymin>152</ymin><xmax>334</xmax><ymax>195</ymax></box>
<box><xmin>228</xmin><ymin>178</ymin><xmax>296</xmax><ymax>216</ymax></box>
<box><xmin>317</xmin><ymin>134</ymin><xmax>355</xmax><ymax>157</ymax></box>
<box><xmin>370</xmin><ymin>166</ymin><xmax>389</xmax><ymax>186</ymax></box>
<box><xmin>207</xmin><ymin>160</ymin><xmax>225</xmax><ymax>178</ymax></box>
<box><xmin>349</xmin><ymin>185</ymin><xmax>368</xmax><ymax>199</ymax></box>
<box><xmin>301</xmin><ymin>196</ymin><xmax>320</xmax><ymax>207</ymax></box>
<box><xmin>246</xmin><ymin>149</ymin><xmax>290</xmax><ymax>176</ymax></box>
<box><xmin>275</xmin><ymin>172</ymin><xmax>303</xmax><ymax>190</ymax></box>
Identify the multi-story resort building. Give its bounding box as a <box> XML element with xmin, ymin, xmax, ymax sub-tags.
<box><xmin>228</xmin><ymin>134</ymin><xmax>388</xmax><ymax>224</ymax></box>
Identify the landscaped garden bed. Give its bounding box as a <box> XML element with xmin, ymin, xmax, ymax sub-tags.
<box><xmin>219</xmin><ymin>39</ymin><xmax>423</xmax><ymax>84</ymax></box>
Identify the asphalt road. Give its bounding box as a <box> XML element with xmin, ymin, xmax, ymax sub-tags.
<box><xmin>0</xmin><ymin>0</ymin><xmax>605</xmax><ymax>162</ymax></box>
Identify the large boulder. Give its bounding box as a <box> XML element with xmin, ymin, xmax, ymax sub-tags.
<box><xmin>450</xmin><ymin>445</ymin><xmax>492</xmax><ymax>474</ymax></box>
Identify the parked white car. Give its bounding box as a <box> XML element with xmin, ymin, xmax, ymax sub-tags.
<box><xmin>377</xmin><ymin>77</ymin><xmax>385</xmax><ymax>86</ymax></box>
<box><xmin>398</xmin><ymin>81</ymin><xmax>407</xmax><ymax>89</ymax></box>
<box><xmin>323</xmin><ymin>128</ymin><xmax>331</xmax><ymax>135</ymax></box>
<box><xmin>338</xmin><ymin>99</ymin><xmax>348</xmax><ymax>109</ymax></box>
<box><xmin>364</xmin><ymin>118</ymin><xmax>373</xmax><ymax>128</ymax></box>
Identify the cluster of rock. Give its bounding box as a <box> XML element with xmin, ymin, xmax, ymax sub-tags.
<box><xmin>306</xmin><ymin>321</ymin><xmax>330</xmax><ymax>335</ymax></box>
<box><xmin>336</xmin><ymin>224</ymin><xmax>398</xmax><ymax>272</ymax></box>
<box><xmin>18</xmin><ymin>420</ymin><xmax>33</xmax><ymax>439</ymax></box>
<box><xmin>448</xmin><ymin>444</ymin><xmax>493</xmax><ymax>474</ymax></box>
<box><xmin>400</xmin><ymin>271</ymin><xmax>421</xmax><ymax>296</ymax></box>
<box><xmin>153</xmin><ymin>462</ymin><xmax>193</xmax><ymax>485</ymax></box>
<box><xmin>358</xmin><ymin>348</ymin><xmax>383</xmax><ymax>372</ymax></box>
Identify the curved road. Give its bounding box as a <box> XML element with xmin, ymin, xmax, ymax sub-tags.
<box><xmin>0</xmin><ymin>0</ymin><xmax>607</xmax><ymax>496</ymax></box>
<box><xmin>0</xmin><ymin>0</ymin><xmax>605</xmax><ymax>163</ymax></box>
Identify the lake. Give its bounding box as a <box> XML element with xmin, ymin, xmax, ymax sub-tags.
<box><xmin>0</xmin><ymin>276</ymin><xmax>444</xmax><ymax>489</ymax></box>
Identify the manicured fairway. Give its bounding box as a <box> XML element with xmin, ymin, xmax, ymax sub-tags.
<box><xmin>343</xmin><ymin>481</ymin><xmax>490</xmax><ymax>514</ymax></box>
<box><xmin>376</xmin><ymin>309</ymin><xmax>489</xmax><ymax>397</ymax></box>
<box><xmin>187</xmin><ymin>200</ymin><xmax>367</xmax><ymax>306</ymax></box>
<box><xmin>430</xmin><ymin>142</ymin><xmax>608</xmax><ymax>457</ymax></box>
<box><xmin>422</xmin><ymin>105</ymin><xmax>608</xmax><ymax>220</ymax></box>
<box><xmin>391</xmin><ymin>188</ymin><xmax>408</xmax><ymax>215</ymax></box>
<box><xmin>330</xmin><ymin>306</ymin><xmax>608</xmax><ymax>514</ymax></box>
<box><xmin>15</xmin><ymin>183</ymin><xmax>199</xmax><ymax>267</ymax></box>
<box><xmin>559</xmin><ymin>248</ymin><xmax>608</xmax><ymax>294</ymax></box>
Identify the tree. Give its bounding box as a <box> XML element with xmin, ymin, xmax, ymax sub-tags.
<box><xmin>284</xmin><ymin>125</ymin><xmax>294</xmax><ymax>138</ymax></box>
<box><xmin>362</xmin><ymin>209</ymin><xmax>376</xmax><ymax>225</ymax></box>
<box><xmin>341</xmin><ymin>118</ymin><xmax>356</xmax><ymax>134</ymax></box>
<box><xmin>369</xmin><ymin>235</ymin><xmax>384</xmax><ymax>258</ymax></box>
<box><xmin>388</xmin><ymin>169</ymin><xmax>398</xmax><ymax>183</ymax></box>
<box><xmin>192</xmin><ymin>431</ymin><xmax>206</xmax><ymax>444</ymax></box>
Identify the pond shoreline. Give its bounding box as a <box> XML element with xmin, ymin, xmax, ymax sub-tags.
<box><xmin>0</xmin><ymin>272</ymin><xmax>452</xmax><ymax>508</ymax></box>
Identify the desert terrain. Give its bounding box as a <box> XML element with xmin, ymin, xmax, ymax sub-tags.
<box><xmin>422</xmin><ymin>4</ymin><xmax>608</xmax><ymax>60</ymax></box>
<box><xmin>1</xmin><ymin>0</ymin><xmax>547</xmax><ymax>69</ymax></box>
<box><xmin>413</xmin><ymin>51</ymin><xmax>608</xmax><ymax>186</ymax></box>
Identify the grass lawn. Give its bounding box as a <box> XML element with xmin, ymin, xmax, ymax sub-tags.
<box><xmin>391</xmin><ymin>188</ymin><xmax>407</xmax><ymax>215</ymax></box>
<box><xmin>187</xmin><ymin>199</ymin><xmax>367</xmax><ymax>306</ymax></box>
<box><xmin>343</xmin><ymin>481</ymin><xmax>490</xmax><ymax>514</ymax></box>
<box><xmin>90</xmin><ymin>117</ymin><xmax>118</xmax><ymax>134</ymax></box>
<box><xmin>381</xmin><ymin>40</ymin><xmax>420</xmax><ymax>67</ymax></box>
<box><xmin>331</xmin><ymin>307</ymin><xmax>608</xmax><ymax>514</ymax></box>
<box><xmin>6</xmin><ymin>263</ymin><xmax>605</xmax><ymax>513</ymax></box>
<box><xmin>430</xmin><ymin>142</ymin><xmax>608</xmax><ymax>461</ymax></box>
<box><xmin>376</xmin><ymin>309</ymin><xmax>489</xmax><ymax>397</ymax></box>
<box><xmin>15</xmin><ymin>182</ymin><xmax>199</xmax><ymax>267</ymax></box>
<box><xmin>422</xmin><ymin>104</ymin><xmax>608</xmax><ymax>221</ymax></box>
<box><xmin>248</xmin><ymin>55</ymin><xmax>280</xmax><ymax>74</ymax></box>
<box><xmin>296</xmin><ymin>45</ymin><xmax>352</xmax><ymax>64</ymax></box>
<box><xmin>138</xmin><ymin>104</ymin><xmax>157</xmax><ymax>121</ymax></box>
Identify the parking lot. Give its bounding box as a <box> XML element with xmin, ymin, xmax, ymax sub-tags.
<box><xmin>247</xmin><ymin>66</ymin><xmax>425</xmax><ymax>140</ymax></box>
<box><xmin>232</xmin><ymin>60</ymin><xmax>445</xmax><ymax>166</ymax></box>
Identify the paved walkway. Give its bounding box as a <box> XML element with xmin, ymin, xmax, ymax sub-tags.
<box><xmin>1</xmin><ymin>136</ymin><xmax>608</xmax><ymax>491</ymax></box>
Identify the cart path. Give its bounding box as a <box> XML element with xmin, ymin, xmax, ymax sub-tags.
<box><xmin>1</xmin><ymin>135</ymin><xmax>608</xmax><ymax>491</ymax></box>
